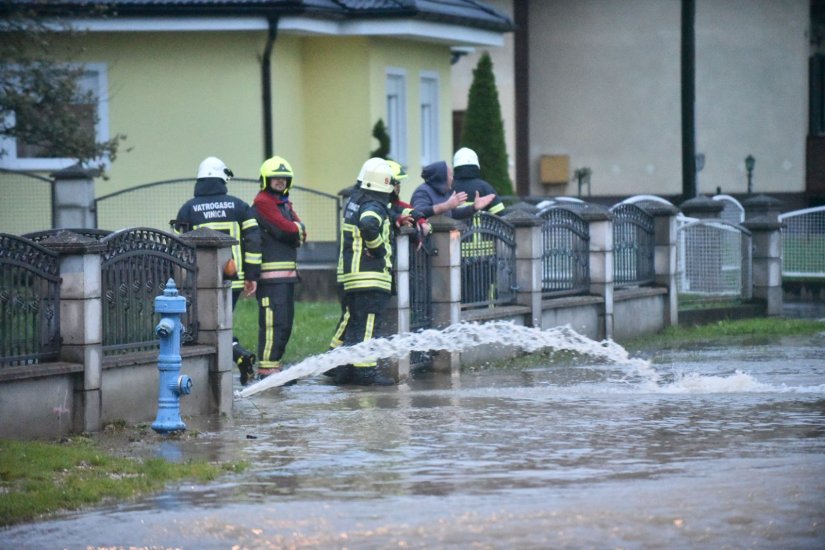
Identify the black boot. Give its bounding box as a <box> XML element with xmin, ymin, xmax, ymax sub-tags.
<box><xmin>232</xmin><ymin>340</ymin><xmax>256</xmax><ymax>386</ymax></box>
<box><xmin>352</xmin><ymin>366</ymin><xmax>395</xmax><ymax>386</ymax></box>
<box><xmin>332</xmin><ymin>365</ymin><xmax>354</xmax><ymax>385</ymax></box>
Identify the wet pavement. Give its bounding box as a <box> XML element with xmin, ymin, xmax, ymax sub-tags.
<box><xmin>2</xmin><ymin>330</ymin><xmax>824</xmax><ymax>549</ymax></box>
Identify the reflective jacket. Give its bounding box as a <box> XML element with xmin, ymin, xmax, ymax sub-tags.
<box><xmin>174</xmin><ymin>177</ymin><xmax>261</xmax><ymax>289</ymax></box>
<box><xmin>338</xmin><ymin>188</ymin><xmax>393</xmax><ymax>293</ymax></box>
<box><xmin>251</xmin><ymin>191</ymin><xmax>304</xmax><ymax>285</ymax></box>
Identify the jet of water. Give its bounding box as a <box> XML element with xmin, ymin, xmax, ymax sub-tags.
<box><xmin>236</xmin><ymin>321</ymin><xmax>653</xmax><ymax>399</ymax></box>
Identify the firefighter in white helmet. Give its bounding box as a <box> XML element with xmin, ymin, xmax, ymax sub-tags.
<box><xmin>173</xmin><ymin>156</ymin><xmax>261</xmax><ymax>385</ymax></box>
<box><xmin>328</xmin><ymin>158</ymin><xmax>397</xmax><ymax>386</ymax></box>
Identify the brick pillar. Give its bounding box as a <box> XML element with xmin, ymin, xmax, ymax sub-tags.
<box><xmin>580</xmin><ymin>205</ymin><xmax>613</xmax><ymax>340</ymax></box>
<box><xmin>502</xmin><ymin>209</ymin><xmax>543</xmax><ymax>326</ymax></box>
<box><xmin>51</xmin><ymin>164</ymin><xmax>100</xmax><ymax>229</ymax></box>
<box><xmin>40</xmin><ymin>231</ymin><xmax>106</xmax><ymax>433</ymax></box>
<box><xmin>743</xmin><ymin>195</ymin><xmax>784</xmax><ymax>316</ymax></box>
<box><xmin>427</xmin><ymin>215</ymin><xmax>462</xmax><ymax>373</ymax></box>
<box><xmin>644</xmin><ymin>202</ymin><xmax>680</xmax><ymax>327</ymax></box>
<box><xmin>179</xmin><ymin>228</ymin><xmax>236</xmax><ymax>415</ymax></box>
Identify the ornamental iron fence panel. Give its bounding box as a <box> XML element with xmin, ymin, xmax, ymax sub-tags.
<box><xmin>779</xmin><ymin>205</ymin><xmax>825</xmax><ymax>278</ymax></box>
<box><xmin>409</xmin><ymin>234</ymin><xmax>433</xmax><ymax>368</ymax></box>
<box><xmin>0</xmin><ymin>233</ymin><xmax>61</xmax><ymax>366</ymax></box>
<box><xmin>100</xmin><ymin>228</ymin><xmax>198</xmax><ymax>355</ymax></box>
<box><xmin>610</xmin><ymin>203</ymin><xmax>655</xmax><ymax>287</ymax></box>
<box><xmin>537</xmin><ymin>206</ymin><xmax>590</xmax><ymax>296</ymax></box>
<box><xmin>459</xmin><ymin>212</ymin><xmax>517</xmax><ymax>309</ymax></box>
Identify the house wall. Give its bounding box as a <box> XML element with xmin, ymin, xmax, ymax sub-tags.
<box><xmin>525</xmin><ymin>0</ymin><xmax>808</xmax><ymax>200</ymax></box>
<box><xmin>63</xmin><ymin>31</ymin><xmax>267</xmax><ymax>191</ymax></box>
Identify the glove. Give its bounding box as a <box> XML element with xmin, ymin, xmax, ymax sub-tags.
<box><xmin>294</xmin><ymin>221</ymin><xmax>307</xmax><ymax>245</ymax></box>
<box><xmin>395</xmin><ymin>214</ymin><xmax>414</xmax><ymax>228</ymax></box>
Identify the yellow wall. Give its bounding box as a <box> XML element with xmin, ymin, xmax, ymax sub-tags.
<box><xmin>3</xmin><ymin>29</ymin><xmax>455</xmax><ymax>233</ymax></box>
<box><xmin>58</xmin><ymin>31</ymin><xmax>267</xmax><ymax>191</ymax></box>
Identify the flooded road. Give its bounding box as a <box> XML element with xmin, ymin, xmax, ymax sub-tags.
<box><xmin>2</xmin><ymin>331</ymin><xmax>824</xmax><ymax>549</ymax></box>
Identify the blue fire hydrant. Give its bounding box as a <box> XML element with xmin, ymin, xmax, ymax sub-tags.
<box><xmin>151</xmin><ymin>278</ymin><xmax>193</xmax><ymax>434</ymax></box>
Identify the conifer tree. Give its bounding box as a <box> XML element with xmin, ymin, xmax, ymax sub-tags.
<box><xmin>370</xmin><ymin>119</ymin><xmax>391</xmax><ymax>158</ymax></box>
<box><xmin>460</xmin><ymin>52</ymin><xmax>513</xmax><ymax>196</ymax></box>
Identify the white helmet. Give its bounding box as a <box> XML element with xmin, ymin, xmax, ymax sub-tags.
<box><xmin>453</xmin><ymin>147</ymin><xmax>479</xmax><ymax>168</ymax></box>
<box><xmin>357</xmin><ymin>157</ymin><xmax>386</xmax><ymax>183</ymax></box>
<box><xmin>361</xmin><ymin>159</ymin><xmax>394</xmax><ymax>194</ymax></box>
<box><xmin>197</xmin><ymin>156</ymin><xmax>234</xmax><ymax>182</ymax></box>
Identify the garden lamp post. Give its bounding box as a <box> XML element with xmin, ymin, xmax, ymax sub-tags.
<box><xmin>745</xmin><ymin>154</ymin><xmax>755</xmax><ymax>195</ymax></box>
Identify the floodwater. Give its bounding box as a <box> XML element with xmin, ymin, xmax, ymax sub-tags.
<box><xmin>2</xmin><ymin>327</ymin><xmax>825</xmax><ymax>549</ymax></box>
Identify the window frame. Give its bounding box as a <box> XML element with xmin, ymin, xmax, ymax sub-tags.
<box><xmin>0</xmin><ymin>62</ymin><xmax>110</xmax><ymax>171</ymax></box>
<box><xmin>419</xmin><ymin>71</ymin><xmax>439</xmax><ymax>166</ymax></box>
<box><xmin>385</xmin><ymin>67</ymin><xmax>407</xmax><ymax>165</ymax></box>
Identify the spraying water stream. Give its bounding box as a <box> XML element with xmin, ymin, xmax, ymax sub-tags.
<box><xmin>238</xmin><ymin>321</ymin><xmax>657</xmax><ymax>397</ymax></box>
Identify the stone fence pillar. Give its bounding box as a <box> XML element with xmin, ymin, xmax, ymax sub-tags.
<box><xmin>51</xmin><ymin>164</ymin><xmax>100</xmax><ymax>229</ymax></box>
<box><xmin>742</xmin><ymin>195</ymin><xmax>784</xmax><ymax>316</ymax></box>
<box><xmin>385</xmin><ymin>227</ymin><xmax>412</xmax><ymax>381</ymax></box>
<box><xmin>580</xmin><ymin>205</ymin><xmax>613</xmax><ymax>340</ymax></box>
<box><xmin>39</xmin><ymin>231</ymin><xmax>106</xmax><ymax>434</ymax></box>
<box><xmin>427</xmin><ymin>215</ymin><xmax>462</xmax><ymax>373</ymax></box>
<box><xmin>645</xmin><ymin>202</ymin><xmax>680</xmax><ymax>327</ymax></box>
<box><xmin>179</xmin><ymin>228</ymin><xmax>236</xmax><ymax>414</ymax></box>
<box><xmin>502</xmin><ymin>209</ymin><xmax>543</xmax><ymax>326</ymax></box>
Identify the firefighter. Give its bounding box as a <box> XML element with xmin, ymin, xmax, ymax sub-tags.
<box><xmin>451</xmin><ymin>147</ymin><xmax>504</xmax><ymax>216</ymax></box>
<box><xmin>173</xmin><ymin>156</ymin><xmax>261</xmax><ymax>385</ymax></box>
<box><xmin>331</xmin><ymin>158</ymin><xmax>397</xmax><ymax>386</ymax></box>
<box><xmin>250</xmin><ymin>156</ymin><xmax>307</xmax><ymax>379</ymax></box>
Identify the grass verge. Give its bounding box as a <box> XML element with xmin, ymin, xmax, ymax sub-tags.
<box><xmin>0</xmin><ymin>434</ymin><xmax>244</xmax><ymax>527</ymax></box>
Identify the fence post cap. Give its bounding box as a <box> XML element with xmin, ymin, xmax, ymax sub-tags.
<box><xmin>502</xmin><ymin>208</ymin><xmax>542</xmax><ymax>227</ymax></box>
<box><xmin>50</xmin><ymin>162</ymin><xmax>101</xmax><ymax>180</ymax></box>
<box><xmin>680</xmin><ymin>195</ymin><xmax>724</xmax><ymax>216</ymax></box>
<box><xmin>37</xmin><ymin>230</ymin><xmax>106</xmax><ymax>254</ymax></box>
<box><xmin>178</xmin><ymin>227</ymin><xmax>238</xmax><ymax>248</ymax></box>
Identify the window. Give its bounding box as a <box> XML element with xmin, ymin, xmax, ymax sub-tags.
<box><xmin>420</xmin><ymin>72</ymin><xmax>439</xmax><ymax>166</ymax></box>
<box><xmin>0</xmin><ymin>63</ymin><xmax>109</xmax><ymax>170</ymax></box>
<box><xmin>386</xmin><ymin>69</ymin><xmax>407</xmax><ymax>165</ymax></box>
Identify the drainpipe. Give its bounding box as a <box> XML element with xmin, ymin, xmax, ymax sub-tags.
<box><xmin>681</xmin><ymin>0</ymin><xmax>696</xmax><ymax>200</ymax></box>
<box><xmin>262</xmin><ymin>16</ymin><xmax>279</xmax><ymax>159</ymax></box>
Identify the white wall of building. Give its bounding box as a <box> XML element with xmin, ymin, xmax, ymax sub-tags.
<box><xmin>525</xmin><ymin>0</ymin><xmax>808</xmax><ymax>199</ymax></box>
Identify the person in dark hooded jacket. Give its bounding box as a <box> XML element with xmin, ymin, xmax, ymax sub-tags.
<box><xmin>173</xmin><ymin>156</ymin><xmax>261</xmax><ymax>385</ymax></box>
<box><xmin>451</xmin><ymin>147</ymin><xmax>505</xmax><ymax>216</ymax></box>
<box><xmin>411</xmin><ymin>160</ymin><xmax>494</xmax><ymax>219</ymax></box>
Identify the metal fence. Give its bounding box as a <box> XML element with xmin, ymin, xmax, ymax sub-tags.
<box><xmin>94</xmin><ymin>178</ymin><xmax>341</xmax><ymax>245</ymax></box>
<box><xmin>459</xmin><ymin>212</ymin><xmax>517</xmax><ymax>308</ymax></box>
<box><xmin>779</xmin><ymin>205</ymin><xmax>825</xmax><ymax>278</ymax></box>
<box><xmin>409</xmin><ymin>235</ymin><xmax>434</xmax><ymax>368</ymax></box>
<box><xmin>610</xmin><ymin>203</ymin><xmax>655</xmax><ymax>287</ymax></box>
<box><xmin>0</xmin><ymin>169</ymin><xmax>53</xmax><ymax>234</ymax></box>
<box><xmin>537</xmin><ymin>206</ymin><xmax>590</xmax><ymax>296</ymax></box>
<box><xmin>677</xmin><ymin>220</ymin><xmax>752</xmax><ymax>300</ymax></box>
<box><xmin>100</xmin><ymin>228</ymin><xmax>198</xmax><ymax>355</ymax></box>
<box><xmin>0</xmin><ymin>233</ymin><xmax>61</xmax><ymax>366</ymax></box>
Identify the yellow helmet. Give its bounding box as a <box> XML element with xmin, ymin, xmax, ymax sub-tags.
<box><xmin>259</xmin><ymin>156</ymin><xmax>294</xmax><ymax>192</ymax></box>
<box><xmin>385</xmin><ymin>160</ymin><xmax>407</xmax><ymax>185</ymax></box>
<box><xmin>361</xmin><ymin>159</ymin><xmax>394</xmax><ymax>194</ymax></box>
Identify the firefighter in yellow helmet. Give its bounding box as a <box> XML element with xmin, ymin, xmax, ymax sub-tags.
<box><xmin>250</xmin><ymin>156</ymin><xmax>307</xmax><ymax>380</ymax></box>
<box><xmin>329</xmin><ymin>157</ymin><xmax>396</xmax><ymax>386</ymax></box>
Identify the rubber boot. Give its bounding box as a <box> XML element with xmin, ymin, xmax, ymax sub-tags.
<box><xmin>333</xmin><ymin>365</ymin><xmax>355</xmax><ymax>385</ymax></box>
<box><xmin>352</xmin><ymin>366</ymin><xmax>395</xmax><ymax>386</ymax></box>
<box><xmin>256</xmin><ymin>360</ymin><xmax>282</xmax><ymax>380</ymax></box>
<box><xmin>232</xmin><ymin>339</ymin><xmax>256</xmax><ymax>386</ymax></box>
